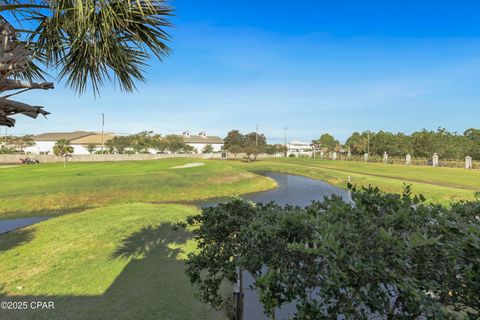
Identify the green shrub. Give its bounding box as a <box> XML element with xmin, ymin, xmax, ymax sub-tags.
<box><xmin>185</xmin><ymin>186</ymin><xmax>480</xmax><ymax>319</ymax></box>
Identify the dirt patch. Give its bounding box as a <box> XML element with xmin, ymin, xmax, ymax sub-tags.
<box><xmin>207</xmin><ymin>171</ymin><xmax>257</xmax><ymax>185</ymax></box>
<box><xmin>171</xmin><ymin>162</ymin><xmax>205</xmax><ymax>169</ymax></box>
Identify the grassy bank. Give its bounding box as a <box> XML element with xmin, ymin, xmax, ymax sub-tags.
<box><xmin>0</xmin><ymin>157</ymin><xmax>478</xmax><ymax>319</ymax></box>
<box><xmin>0</xmin><ymin>158</ymin><xmax>276</xmax><ymax>219</ymax></box>
<box><xmin>0</xmin><ymin>203</ymin><xmax>223</xmax><ymax>320</ymax></box>
<box><xmin>229</xmin><ymin>158</ymin><xmax>480</xmax><ymax>204</ymax></box>
<box><xmin>1</xmin><ymin>157</ymin><xmax>478</xmax><ymax>219</ymax></box>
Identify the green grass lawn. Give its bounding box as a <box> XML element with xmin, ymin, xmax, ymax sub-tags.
<box><xmin>230</xmin><ymin>158</ymin><xmax>480</xmax><ymax>204</ymax></box>
<box><xmin>0</xmin><ymin>203</ymin><xmax>224</xmax><ymax>320</ymax></box>
<box><xmin>0</xmin><ymin>158</ymin><xmax>276</xmax><ymax>219</ymax></box>
<box><xmin>1</xmin><ymin>157</ymin><xmax>478</xmax><ymax>320</ymax></box>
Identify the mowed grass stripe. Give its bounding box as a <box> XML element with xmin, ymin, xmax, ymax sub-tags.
<box><xmin>269</xmin><ymin>158</ymin><xmax>480</xmax><ymax>190</ymax></box>
<box><xmin>0</xmin><ymin>159</ymin><xmax>277</xmax><ymax>219</ymax></box>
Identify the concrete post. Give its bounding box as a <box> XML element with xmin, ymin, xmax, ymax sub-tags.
<box><xmin>320</xmin><ymin>150</ymin><xmax>324</xmax><ymax>160</ymax></box>
<box><xmin>383</xmin><ymin>151</ymin><xmax>388</xmax><ymax>164</ymax></box>
<box><xmin>432</xmin><ymin>153</ymin><xmax>439</xmax><ymax>167</ymax></box>
<box><xmin>406</xmin><ymin>154</ymin><xmax>411</xmax><ymax>165</ymax></box>
<box><xmin>364</xmin><ymin>153</ymin><xmax>369</xmax><ymax>162</ymax></box>
<box><xmin>347</xmin><ymin>150</ymin><xmax>352</xmax><ymax>158</ymax></box>
<box><xmin>332</xmin><ymin>152</ymin><xmax>337</xmax><ymax>160</ymax></box>
<box><xmin>466</xmin><ymin>156</ymin><xmax>473</xmax><ymax>169</ymax></box>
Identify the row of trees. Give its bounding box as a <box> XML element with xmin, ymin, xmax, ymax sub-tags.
<box><xmin>0</xmin><ymin>135</ymin><xmax>35</xmax><ymax>153</ymax></box>
<box><xmin>313</xmin><ymin>128</ymin><xmax>480</xmax><ymax>160</ymax></box>
<box><xmin>223</xmin><ymin>130</ymin><xmax>286</xmax><ymax>160</ymax></box>
<box><xmin>105</xmin><ymin>131</ymin><xmax>196</xmax><ymax>154</ymax></box>
<box><xmin>184</xmin><ymin>187</ymin><xmax>480</xmax><ymax>319</ymax></box>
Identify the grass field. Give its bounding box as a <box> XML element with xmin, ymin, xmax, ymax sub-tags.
<box><xmin>0</xmin><ymin>203</ymin><xmax>224</xmax><ymax>320</ymax></box>
<box><xmin>231</xmin><ymin>158</ymin><xmax>480</xmax><ymax>204</ymax></box>
<box><xmin>0</xmin><ymin>157</ymin><xmax>478</xmax><ymax>320</ymax></box>
<box><xmin>0</xmin><ymin>158</ymin><xmax>276</xmax><ymax>220</ymax></box>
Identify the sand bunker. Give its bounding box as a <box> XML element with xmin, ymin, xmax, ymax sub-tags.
<box><xmin>171</xmin><ymin>162</ymin><xmax>205</xmax><ymax>169</ymax></box>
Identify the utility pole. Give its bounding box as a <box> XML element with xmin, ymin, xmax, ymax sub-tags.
<box><xmin>101</xmin><ymin>113</ymin><xmax>105</xmax><ymax>154</ymax></box>
<box><xmin>255</xmin><ymin>124</ymin><xmax>258</xmax><ymax>147</ymax></box>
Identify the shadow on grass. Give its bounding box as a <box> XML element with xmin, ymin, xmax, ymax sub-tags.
<box><xmin>0</xmin><ymin>223</ymin><xmax>218</xmax><ymax>320</ymax></box>
<box><xmin>110</xmin><ymin>223</ymin><xmax>189</xmax><ymax>261</ymax></box>
<box><xmin>0</xmin><ymin>228</ymin><xmax>35</xmax><ymax>254</ymax></box>
<box><xmin>0</xmin><ymin>207</ymin><xmax>92</xmax><ymax>221</ymax></box>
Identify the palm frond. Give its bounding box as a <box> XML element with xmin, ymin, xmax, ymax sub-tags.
<box><xmin>4</xmin><ymin>0</ymin><xmax>173</xmax><ymax>95</ymax></box>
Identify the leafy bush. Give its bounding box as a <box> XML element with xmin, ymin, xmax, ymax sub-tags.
<box><xmin>184</xmin><ymin>186</ymin><xmax>480</xmax><ymax>319</ymax></box>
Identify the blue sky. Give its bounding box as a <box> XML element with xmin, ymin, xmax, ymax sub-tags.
<box><xmin>9</xmin><ymin>0</ymin><xmax>480</xmax><ymax>143</ymax></box>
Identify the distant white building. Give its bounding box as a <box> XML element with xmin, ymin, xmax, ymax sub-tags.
<box><xmin>182</xmin><ymin>131</ymin><xmax>224</xmax><ymax>153</ymax></box>
<box><xmin>25</xmin><ymin>131</ymin><xmax>115</xmax><ymax>155</ymax></box>
<box><xmin>287</xmin><ymin>140</ymin><xmax>313</xmax><ymax>157</ymax></box>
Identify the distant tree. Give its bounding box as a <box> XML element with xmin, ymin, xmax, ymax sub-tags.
<box><xmin>242</xmin><ymin>132</ymin><xmax>267</xmax><ymax>161</ymax></box>
<box><xmin>243</xmin><ymin>132</ymin><xmax>267</xmax><ymax>148</ymax></box>
<box><xmin>313</xmin><ymin>133</ymin><xmax>336</xmax><ymax>152</ymax></box>
<box><xmin>202</xmin><ymin>144</ymin><xmax>214</xmax><ymax>154</ymax></box>
<box><xmin>183</xmin><ymin>144</ymin><xmax>195</xmax><ymax>154</ymax></box>
<box><xmin>345</xmin><ymin>132</ymin><xmax>368</xmax><ymax>155</ymax></box>
<box><xmin>265</xmin><ymin>144</ymin><xmax>285</xmax><ymax>156</ymax></box>
<box><xmin>7</xmin><ymin>135</ymin><xmax>35</xmax><ymax>152</ymax></box>
<box><xmin>243</xmin><ymin>146</ymin><xmax>263</xmax><ymax>161</ymax></box>
<box><xmin>130</xmin><ymin>131</ymin><xmax>158</xmax><ymax>154</ymax></box>
<box><xmin>105</xmin><ymin>136</ymin><xmax>131</xmax><ymax>154</ymax></box>
<box><xmin>53</xmin><ymin>139</ymin><xmax>74</xmax><ymax>157</ymax></box>
<box><xmin>86</xmin><ymin>145</ymin><xmax>97</xmax><ymax>154</ymax></box>
<box><xmin>228</xmin><ymin>145</ymin><xmax>242</xmax><ymax>158</ymax></box>
<box><xmin>223</xmin><ymin>130</ymin><xmax>244</xmax><ymax>150</ymax></box>
<box><xmin>464</xmin><ymin>128</ymin><xmax>480</xmax><ymax>159</ymax></box>
<box><xmin>164</xmin><ymin>135</ymin><xmax>193</xmax><ymax>153</ymax></box>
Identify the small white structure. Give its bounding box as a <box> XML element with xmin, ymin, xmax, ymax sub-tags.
<box><xmin>466</xmin><ymin>156</ymin><xmax>473</xmax><ymax>169</ymax></box>
<box><xmin>287</xmin><ymin>140</ymin><xmax>313</xmax><ymax>157</ymax></box>
<box><xmin>432</xmin><ymin>153</ymin><xmax>439</xmax><ymax>167</ymax></box>
<box><xmin>406</xmin><ymin>154</ymin><xmax>411</xmax><ymax>165</ymax></box>
<box><xmin>183</xmin><ymin>131</ymin><xmax>223</xmax><ymax>154</ymax></box>
<box><xmin>320</xmin><ymin>150</ymin><xmax>324</xmax><ymax>159</ymax></box>
<box><xmin>383</xmin><ymin>151</ymin><xmax>388</xmax><ymax>164</ymax></box>
<box><xmin>364</xmin><ymin>153</ymin><xmax>369</xmax><ymax>162</ymax></box>
<box><xmin>25</xmin><ymin>131</ymin><xmax>115</xmax><ymax>155</ymax></box>
<box><xmin>331</xmin><ymin>152</ymin><xmax>337</xmax><ymax>160</ymax></box>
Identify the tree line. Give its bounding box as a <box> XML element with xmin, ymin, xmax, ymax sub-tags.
<box><xmin>314</xmin><ymin>128</ymin><xmax>480</xmax><ymax>160</ymax></box>
<box><xmin>105</xmin><ymin>131</ymin><xmax>196</xmax><ymax>154</ymax></box>
<box><xmin>223</xmin><ymin>129</ymin><xmax>286</xmax><ymax>160</ymax></box>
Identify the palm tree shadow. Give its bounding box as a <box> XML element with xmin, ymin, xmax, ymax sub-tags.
<box><xmin>0</xmin><ymin>224</ymin><xmax>220</xmax><ymax>320</ymax></box>
<box><xmin>110</xmin><ymin>223</ymin><xmax>190</xmax><ymax>261</ymax></box>
<box><xmin>0</xmin><ymin>228</ymin><xmax>35</xmax><ymax>254</ymax></box>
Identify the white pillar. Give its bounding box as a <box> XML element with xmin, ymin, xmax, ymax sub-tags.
<box><xmin>332</xmin><ymin>152</ymin><xmax>337</xmax><ymax>160</ymax></box>
<box><xmin>432</xmin><ymin>153</ymin><xmax>439</xmax><ymax>167</ymax></box>
<box><xmin>383</xmin><ymin>151</ymin><xmax>388</xmax><ymax>164</ymax></box>
<box><xmin>406</xmin><ymin>154</ymin><xmax>411</xmax><ymax>165</ymax></box>
<box><xmin>320</xmin><ymin>150</ymin><xmax>324</xmax><ymax>160</ymax></box>
<box><xmin>466</xmin><ymin>156</ymin><xmax>473</xmax><ymax>169</ymax></box>
<box><xmin>347</xmin><ymin>150</ymin><xmax>352</xmax><ymax>158</ymax></box>
<box><xmin>364</xmin><ymin>153</ymin><xmax>369</xmax><ymax>162</ymax></box>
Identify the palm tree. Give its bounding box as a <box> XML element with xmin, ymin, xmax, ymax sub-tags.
<box><xmin>0</xmin><ymin>0</ymin><xmax>173</xmax><ymax>126</ymax></box>
<box><xmin>53</xmin><ymin>139</ymin><xmax>74</xmax><ymax>156</ymax></box>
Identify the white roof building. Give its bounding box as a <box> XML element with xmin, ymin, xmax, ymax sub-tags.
<box><xmin>25</xmin><ymin>131</ymin><xmax>115</xmax><ymax>155</ymax></box>
<box><xmin>182</xmin><ymin>131</ymin><xmax>224</xmax><ymax>153</ymax></box>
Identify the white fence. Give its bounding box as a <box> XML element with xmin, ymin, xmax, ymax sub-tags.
<box><xmin>0</xmin><ymin>153</ymin><xmax>227</xmax><ymax>164</ymax></box>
